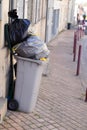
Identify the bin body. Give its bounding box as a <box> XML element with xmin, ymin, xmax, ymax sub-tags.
<box><xmin>14</xmin><ymin>56</ymin><xmax>44</xmax><ymax>112</ymax></box>
<box><xmin>67</xmin><ymin>23</ymin><xmax>71</xmax><ymax>29</ymax></box>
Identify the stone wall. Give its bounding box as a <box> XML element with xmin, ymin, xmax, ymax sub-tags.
<box><xmin>58</xmin><ymin>0</ymin><xmax>69</xmax><ymax>31</ymax></box>
<box><xmin>0</xmin><ymin>0</ymin><xmax>9</xmax><ymax>97</ymax></box>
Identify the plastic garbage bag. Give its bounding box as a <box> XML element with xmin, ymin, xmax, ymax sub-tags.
<box><xmin>8</xmin><ymin>9</ymin><xmax>18</xmax><ymax>19</ymax></box>
<box><xmin>15</xmin><ymin>35</ymin><xmax>50</xmax><ymax>59</ymax></box>
<box><xmin>9</xmin><ymin>19</ymin><xmax>30</xmax><ymax>46</ymax></box>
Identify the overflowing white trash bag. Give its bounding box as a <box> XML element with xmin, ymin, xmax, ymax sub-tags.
<box><xmin>14</xmin><ymin>35</ymin><xmax>50</xmax><ymax>60</ymax></box>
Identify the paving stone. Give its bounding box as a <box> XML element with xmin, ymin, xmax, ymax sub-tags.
<box><xmin>8</xmin><ymin>128</ymin><xmax>16</xmax><ymax>130</ymax></box>
<box><xmin>0</xmin><ymin>125</ymin><xmax>5</xmax><ymax>129</ymax></box>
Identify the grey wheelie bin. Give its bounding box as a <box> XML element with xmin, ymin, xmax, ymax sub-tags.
<box><xmin>14</xmin><ymin>56</ymin><xmax>46</xmax><ymax>113</ymax></box>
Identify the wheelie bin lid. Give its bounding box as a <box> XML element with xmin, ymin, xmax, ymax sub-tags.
<box><xmin>14</xmin><ymin>56</ymin><xmax>49</xmax><ymax>65</ymax></box>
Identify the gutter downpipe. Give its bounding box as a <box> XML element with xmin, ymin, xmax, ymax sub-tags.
<box><xmin>23</xmin><ymin>0</ymin><xmax>25</xmax><ymax>18</ymax></box>
<box><xmin>45</xmin><ymin>0</ymin><xmax>48</xmax><ymax>43</ymax></box>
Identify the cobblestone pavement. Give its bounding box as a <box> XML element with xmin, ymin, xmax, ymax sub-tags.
<box><xmin>0</xmin><ymin>30</ymin><xmax>87</xmax><ymax>130</ymax></box>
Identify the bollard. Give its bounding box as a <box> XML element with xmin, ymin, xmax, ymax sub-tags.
<box><xmin>79</xmin><ymin>29</ymin><xmax>80</xmax><ymax>40</ymax></box>
<box><xmin>80</xmin><ymin>28</ymin><xmax>84</xmax><ymax>38</ymax></box>
<box><xmin>77</xmin><ymin>30</ymin><xmax>79</xmax><ymax>41</ymax></box>
<box><xmin>82</xmin><ymin>29</ymin><xmax>85</xmax><ymax>36</ymax></box>
<box><xmin>80</xmin><ymin>29</ymin><xmax>82</xmax><ymax>39</ymax></box>
<box><xmin>82</xmin><ymin>30</ymin><xmax>84</xmax><ymax>36</ymax></box>
<box><xmin>73</xmin><ymin>32</ymin><xmax>77</xmax><ymax>53</ymax></box>
<box><xmin>73</xmin><ymin>32</ymin><xmax>77</xmax><ymax>61</ymax></box>
<box><xmin>76</xmin><ymin>29</ymin><xmax>79</xmax><ymax>41</ymax></box>
<box><xmin>76</xmin><ymin>45</ymin><xmax>82</xmax><ymax>76</ymax></box>
<box><xmin>85</xmin><ymin>88</ymin><xmax>87</xmax><ymax>102</ymax></box>
<box><xmin>81</xmin><ymin>29</ymin><xmax>83</xmax><ymax>37</ymax></box>
<box><xmin>81</xmin><ymin>28</ymin><xmax>84</xmax><ymax>37</ymax></box>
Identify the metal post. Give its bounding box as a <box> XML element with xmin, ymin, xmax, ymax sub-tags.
<box><xmin>82</xmin><ymin>29</ymin><xmax>85</xmax><ymax>37</ymax></box>
<box><xmin>76</xmin><ymin>45</ymin><xmax>82</xmax><ymax>76</ymax></box>
<box><xmin>77</xmin><ymin>30</ymin><xmax>79</xmax><ymax>41</ymax></box>
<box><xmin>23</xmin><ymin>0</ymin><xmax>25</xmax><ymax>18</ymax></box>
<box><xmin>73</xmin><ymin>32</ymin><xmax>77</xmax><ymax>61</ymax></box>
<box><xmin>85</xmin><ymin>88</ymin><xmax>87</xmax><ymax>102</ymax></box>
<box><xmin>80</xmin><ymin>29</ymin><xmax>82</xmax><ymax>39</ymax></box>
<box><xmin>73</xmin><ymin>32</ymin><xmax>76</xmax><ymax>53</ymax></box>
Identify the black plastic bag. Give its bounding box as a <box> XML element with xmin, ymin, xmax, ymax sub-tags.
<box><xmin>9</xmin><ymin>19</ymin><xmax>30</xmax><ymax>46</ymax></box>
<box><xmin>8</xmin><ymin>9</ymin><xmax>18</xmax><ymax>19</ymax></box>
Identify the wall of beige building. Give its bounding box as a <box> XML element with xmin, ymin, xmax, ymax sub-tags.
<box><xmin>58</xmin><ymin>0</ymin><xmax>69</xmax><ymax>32</ymax></box>
<box><xmin>27</xmin><ymin>0</ymin><xmax>46</xmax><ymax>41</ymax></box>
<box><xmin>31</xmin><ymin>19</ymin><xmax>46</xmax><ymax>41</ymax></box>
<box><xmin>54</xmin><ymin>0</ymin><xmax>75</xmax><ymax>31</ymax></box>
<box><xmin>33</xmin><ymin>0</ymin><xmax>69</xmax><ymax>41</ymax></box>
<box><xmin>21</xmin><ymin>0</ymin><xmax>70</xmax><ymax>42</ymax></box>
<box><xmin>0</xmin><ymin>0</ymin><xmax>72</xmax><ymax>99</ymax></box>
<box><xmin>0</xmin><ymin>0</ymin><xmax>9</xmax><ymax>98</ymax></box>
<box><xmin>68</xmin><ymin>0</ymin><xmax>75</xmax><ymax>25</ymax></box>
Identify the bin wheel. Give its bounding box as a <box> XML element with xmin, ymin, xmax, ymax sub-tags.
<box><xmin>8</xmin><ymin>99</ymin><xmax>19</xmax><ymax>111</ymax></box>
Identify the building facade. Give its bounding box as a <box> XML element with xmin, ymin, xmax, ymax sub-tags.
<box><xmin>68</xmin><ymin>0</ymin><xmax>76</xmax><ymax>25</ymax></box>
<box><xmin>13</xmin><ymin>0</ymin><xmax>71</xmax><ymax>42</ymax></box>
<box><xmin>0</xmin><ymin>0</ymin><xmax>9</xmax><ymax>98</ymax></box>
<box><xmin>0</xmin><ymin>0</ymin><xmax>75</xmax><ymax>112</ymax></box>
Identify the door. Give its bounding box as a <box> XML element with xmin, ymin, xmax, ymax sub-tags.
<box><xmin>52</xmin><ymin>9</ymin><xmax>59</xmax><ymax>37</ymax></box>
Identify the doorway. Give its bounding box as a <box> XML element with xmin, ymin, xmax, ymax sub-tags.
<box><xmin>52</xmin><ymin>9</ymin><xmax>59</xmax><ymax>37</ymax></box>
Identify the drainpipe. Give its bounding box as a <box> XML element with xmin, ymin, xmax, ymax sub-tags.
<box><xmin>68</xmin><ymin>0</ymin><xmax>71</xmax><ymax>23</ymax></box>
<box><xmin>23</xmin><ymin>0</ymin><xmax>25</xmax><ymax>18</ymax></box>
<box><xmin>45</xmin><ymin>0</ymin><xmax>48</xmax><ymax>43</ymax></box>
<box><xmin>67</xmin><ymin>0</ymin><xmax>72</xmax><ymax>29</ymax></box>
<box><xmin>9</xmin><ymin>0</ymin><xmax>13</xmax><ymax>10</ymax></box>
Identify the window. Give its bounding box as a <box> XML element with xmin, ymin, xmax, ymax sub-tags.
<box><xmin>35</xmin><ymin>0</ymin><xmax>47</xmax><ymax>23</ymax></box>
<box><xmin>27</xmin><ymin>0</ymin><xmax>47</xmax><ymax>24</ymax></box>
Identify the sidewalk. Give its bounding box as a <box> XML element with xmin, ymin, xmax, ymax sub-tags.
<box><xmin>1</xmin><ymin>29</ymin><xmax>87</xmax><ymax>130</ymax></box>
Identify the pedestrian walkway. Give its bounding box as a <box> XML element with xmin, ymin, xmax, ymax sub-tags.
<box><xmin>0</xmin><ymin>29</ymin><xmax>87</xmax><ymax>130</ymax></box>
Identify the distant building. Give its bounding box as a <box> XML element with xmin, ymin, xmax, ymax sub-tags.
<box><xmin>75</xmin><ymin>0</ymin><xmax>87</xmax><ymax>24</ymax></box>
